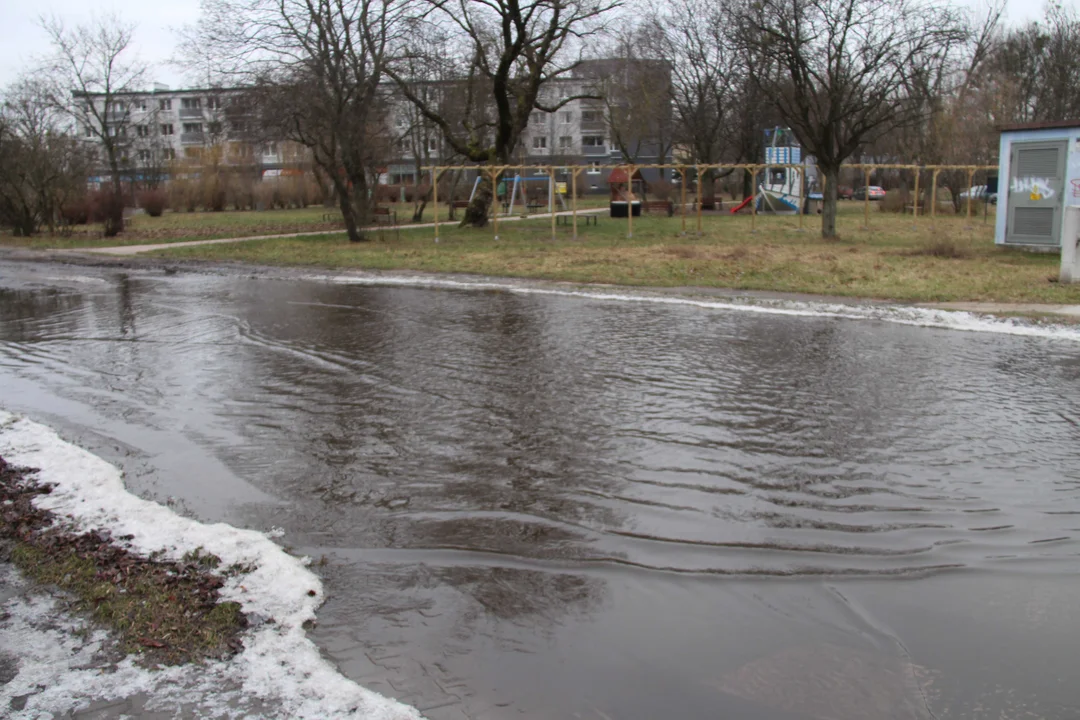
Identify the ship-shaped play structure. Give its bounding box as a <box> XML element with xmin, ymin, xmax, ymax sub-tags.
<box><xmin>756</xmin><ymin>127</ymin><xmax>821</xmax><ymax>214</ymax></box>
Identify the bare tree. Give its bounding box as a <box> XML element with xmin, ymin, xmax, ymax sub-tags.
<box><xmin>183</xmin><ymin>0</ymin><xmax>403</xmax><ymax>241</ymax></box>
<box><xmin>590</xmin><ymin>30</ymin><xmax>675</xmax><ymax>175</ymax></box>
<box><xmin>39</xmin><ymin>14</ymin><xmax>147</xmax><ymax>236</ymax></box>
<box><xmin>739</xmin><ymin>0</ymin><xmax>966</xmax><ymax>238</ymax></box>
<box><xmin>989</xmin><ymin>5</ymin><xmax>1080</xmax><ymax>124</ymax></box>
<box><xmin>389</xmin><ymin>0</ymin><xmax>621</xmax><ymax>226</ymax></box>
<box><xmin>0</xmin><ymin>79</ymin><xmax>92</xmax><ymax>236</ymax></box>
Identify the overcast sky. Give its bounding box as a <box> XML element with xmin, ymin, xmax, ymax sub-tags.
<box><xmin>0</xmin><ymin>0</ymin><xmax>1071</xmax><ymax>90</ymax></box>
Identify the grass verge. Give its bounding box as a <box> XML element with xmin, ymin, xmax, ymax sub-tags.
<box><xmin>148</xmin><ymin>205</ymin><xmax>1080</xmax><ymax>305</ymax></box>
<box><xmin>0</xmin><ymin>456</ymin><xmax>247</xmax><ymax>664</ymax></box>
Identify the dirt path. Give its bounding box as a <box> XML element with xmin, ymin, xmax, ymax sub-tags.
<box><xmin>77</xmin><ymin>208</ymin><xmax>608</xmax><ymax>256</ymax></box>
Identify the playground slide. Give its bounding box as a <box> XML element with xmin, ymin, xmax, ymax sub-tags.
<box><xmin>730</xmin><ymin>196</ymin><xmax>753</xmax><ymax>214</ymax></box>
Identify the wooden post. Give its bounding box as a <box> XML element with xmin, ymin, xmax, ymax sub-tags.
<box><xmin>750</xmin><ymin>165</ymin><xmax>758</xmax><ymax>234</ymax></box>
<box><xmin>696</xmin><ymin>165</ymin><xmax>703</xmax><ymax>235</ymax></box>
<box><xmin>432</xmin><ymin>166</ymin><xmax>439</xmax><ymax>243</ymax></box>
<box><xmin>572</xmin><ymin>168</ymin><xmax>579</xmax><ymax>239</ymax></box>
<box><xmin>798</xmin><ymin>164</ymin><xmax>805</xmax><ymax>231</ymax></box>
<box><xmin>490</xmin><ymin>167</ymin><xmax>500</xmax><ymax>240</ymax></box>
<box><xmin>931</xmin><ymin>169</ymin><xmax>939</xmax><ymax>225</ymax></box>
<box><xmin>863</xmin><ymin>167</ymin><xmax>872</xmax><ymax>229</ymax></box>
<box><xmin>680</xmin><ymin>166</ymin><xmax>687</xmax><ymax>235</ymax></box>
<box><xmin>549</xmin><ymin>166</ymin><xmax>556</xmax><ymax>240</ymax></box>
<box><xmin>912</xmin><ymin>166</ymin><xmax>920</xmax><ymax>227</ymax></box>
<box><xmin>627</xmin><ymin>164</ymin><xmax>635</xmax><ymax>239</ymax></box>
<box><xmin>972</xmin><ymin>167</ymin><xmax>980</xmax><ymax>226</ymax></box>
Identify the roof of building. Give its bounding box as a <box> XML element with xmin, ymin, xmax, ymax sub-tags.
<box><xmin>999</xmin><ymin>120</ymin><xmax>1080</xmax><ymax>132</ymax></box>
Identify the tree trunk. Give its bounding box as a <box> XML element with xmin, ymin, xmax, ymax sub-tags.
<box><xmin>461</xmin><ymin>173</ymin><xmax>494</xmax><ymax>228</ymax></box>
<box><xmin>821</xmin><ymin>165</ymin><xmax>840</xmax><ymax>239</ymax></box>
<box><xmin>336</xmin><ymin>178</ymin><xmax>371</xmax><ymax>243</ymax></box>
<box><xmin>701</xmin><ymin>172</ymin><xmax>716</xmax><ymax>210</ymax></box>
<box><xmin>742</xmin><ymin>168</ymin><xmax>754</xmax><ymax>200</ymax></box>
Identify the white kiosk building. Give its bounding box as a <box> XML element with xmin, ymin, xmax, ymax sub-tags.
<box><xmin>996</xmin><ymin>120</ymin><xmax>1080</xmax><ymax>248</ymax></box>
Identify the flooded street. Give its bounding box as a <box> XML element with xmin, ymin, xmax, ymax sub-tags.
<box><xmin>2</xmin><ymin>260</ymin><xmax>1080</xmax><ymax>719</ymax></box>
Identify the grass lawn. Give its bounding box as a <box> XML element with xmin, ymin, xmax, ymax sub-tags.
<box><xmin>0</xmin><ymin>195</ymin><xmax>615</xmax><ymax>250</ymax></box>
<box><xmin>145</xmin><ymin>203</ymin><xmax>1080</xmax><ymax>305</ymax></box>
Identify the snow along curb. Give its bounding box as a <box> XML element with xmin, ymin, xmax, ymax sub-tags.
<box><xmin>0</xmin><ymin>410</ymin><xmax>422</xmax><ymax>719</ymax></box>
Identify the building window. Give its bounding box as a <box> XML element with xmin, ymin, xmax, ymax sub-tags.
<box><xmin>208</xmin><ymin>121</ymin><xmax>222</xmax><ymax>134</ymax></box>
<box><xmin>561</xmin><ymin>111</ymin><xmax>573</xmax><ymax>123</ymax></box>
<box><xmin>138</xmin><ymin>150</ymin><xmax>151</xmax><ymax>162</ymax></box>
<box><xmin>107</xmin><ymin>125</ymin><xmax>127</xmax><ymax>137</ymax></box>
<box><xmin>533</xmin><ymin>136</ymin><xmax>547</xmax><ymax>149</ymax></box>
<box><xmin>181</xmin><ymin>98</ymin><xmax>202</xmax><ymax>110</ymax></box>
<box><xmin>231</xmin><ymin>121</ymin><xmax>247</xmax><ymax>133</ymax></box>
<box><xmin>182</xmin><ymin>123</ymin><xmax>203</xmax><ymax>133</ymax></box>
<box><xmin>587</xmin><ymin>161</ymin><xmax>601</xmax><ymax>174</ymax></box>
<box><xmin>427</xmin><ymin>138</ymin><xmax>438</xmax><ymax>151</ymax></box>
<box><xmin>160</xmin><ymin>123</ymin><xmax>174</xmax><ymax>135</ymax></box>
<box><xmin>164</xmin><ymin>148</ymin><xmax>176</xmax><ymax>160</ymax></box>
<box><xmin>84</xmin><ymin>125</ymin><xmax>93</xmax><ymax>137</ymax></box>
<box><xmin>207</xmin><ymin>97</ymin><xmax>221</xmax><ymax>110</ymax></box>
<box><xmin>396</xmin><ymin>139</ymin><xmax>406</xmax><ymax>152</ymax></box>
<box><xmin>184</xmin><ymin>147</ymin><xmax>202</xmax><ymax>159</ymax></box>
<box><xmin>136</xmin><ymin>125</ymin><xmax>149</xmax><ymax>137</ymax></box>
<box><xmin>264</xmin><ymin>142</ymin><xmax>278</xmax><ymax>156</ymax></box>
<box><xmin>112</xmin><ymin>101</ymin><xmax>125</xmax><ymax>112</ymax></box>
<box><xmin>159</xmin><ymin>99</ymin><xmax>172</xmax><ymax>111</ymax></box>
<box><xmin>530</xmin><ymin>111</ymin><xmax>546</xmax><ymax>126</ymax></box>
<box><xmin>558</xmin><ymin>136</ymin><xmax>572</xmax><ymax>148</ymax></box>
<box><xmin>136</xmin><ymin>100</ymin><xmax>147</xmax><ymax>111</ymax></box>
<box><xmin>582</xmin><ymin>135</ymin><xmax>604</xmax><ymax>147</ymax></box>
<box><xmin>581</xmin><ymin>110</ymin><xmax>600</xmax><ymax>123</ymax></box>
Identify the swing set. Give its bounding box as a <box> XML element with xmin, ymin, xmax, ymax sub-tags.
<box><xmin>463</xmin><ymin>173</ymin><xmax>569</xmax><ymax>215</ymax></box>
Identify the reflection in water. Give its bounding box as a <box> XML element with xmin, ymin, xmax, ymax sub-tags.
<box><xmin>2</xmin><ymin>262</ymin><xmax>1080</xmax><ymax>718</ymax></box>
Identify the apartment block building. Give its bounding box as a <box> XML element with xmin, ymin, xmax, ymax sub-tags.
<box><xmin>77</xmin><ymin>58</ymin><xmax>672</xmax><ymax>192</ymax></box>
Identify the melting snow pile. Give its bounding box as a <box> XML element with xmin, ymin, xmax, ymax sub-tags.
<box><xmin>0</xmin><ymin>410</ymin><xmax>422</xmax><ymax>720</ymax></box>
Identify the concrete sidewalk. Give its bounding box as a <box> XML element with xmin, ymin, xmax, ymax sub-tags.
<box><xmin>79</xmin><ymin>207</ymin><xmax>608</xmax><ymax>256</ymax></box>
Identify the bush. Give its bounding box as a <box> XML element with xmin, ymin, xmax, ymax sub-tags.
<box><xmin>878</xmin><ymin>189</ymin><xmax>909</xmax><ymax>213</ymax></box>
<box><xmin>60</xmin><ymin>196</ymin><xmax>91</xmax><ymax>225</ymax></box>
<box><xmin>138</xmin><ymin>189</ymin><xmax>167</xmax><ymax>217</ymax></box>
<box><xmin>90</xmin><ymin>189</ymin><xmax>125</xmax><ymax>237</ymax></box>
<box><xmin>650</xmin><ymin>179</ymin><xmax>674</xmax><ymax>201</ymax></box>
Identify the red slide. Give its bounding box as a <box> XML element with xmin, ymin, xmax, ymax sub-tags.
<box><xmin>730</xmin><ymin>196</ymin><xmax>753</xmax><ymax>214</ymax></box>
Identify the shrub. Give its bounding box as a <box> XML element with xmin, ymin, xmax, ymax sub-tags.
<box><xmin>90</xmin><ymin>189</ymin><xmax>125</xmax><ymax>237</ymax></box>
<box><xmin>878</xmin><ymin>189</ymin><xmax>909</xmax><ymax>213</ymax></box>
<box><xmin>60</xmin><ymin>196</ymin><xmax>91</xmax><ymax>225</ymax></box>
<box><xmin>650</xmin><ymin>179</ymin><xmax>674</xmax><ymax>201</ymax></box>
<box><xmin>138</xmin><ymin>189</ymin><xmax>168</xmax><ymax>217</ymax></box>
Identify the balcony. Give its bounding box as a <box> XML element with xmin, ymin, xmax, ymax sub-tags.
<box><xmin>180</xmin><ymin>131</ymin><xmax>205</xmax><ymax>145</ymax></box>
<box><xmin>179</xmin><ymin>107</ymin><xmax>204</xmax><ymax>119</ymax></box>
<box><xmin>582</xmin><ymin>145</ymin><xmax>608</xmax><ymax>156</ymax></box>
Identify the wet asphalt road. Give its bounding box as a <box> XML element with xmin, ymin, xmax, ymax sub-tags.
<box><xmin>2</xmin><ymin>261</ymin><xmax>1080</xmax><ymax>719</ymax></box>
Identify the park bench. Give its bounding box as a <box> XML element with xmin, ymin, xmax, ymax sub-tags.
<box><xmin>556</xmin><ymin>214</ymin><xmax>598</xmax><ymax>227</ymax></box>
<box><xmin>643</xmin><ymin>200</ymin><xmax>674</xmax><ymax>217</ymax></box>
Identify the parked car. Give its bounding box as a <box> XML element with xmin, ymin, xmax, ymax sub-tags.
<box><xmin>958</xmin><ymin>185</ymin><xmax>998</xmax><ymax>205</ymax></box>
<box><xmin>853</xmin><ymin>185</ymin><xmax>886</xmax><ymax>201</ymax></box>
<box><xmin>837</xmin><ymin>185</ymin><xmax>854</xmax><ymax>200</ymax></box>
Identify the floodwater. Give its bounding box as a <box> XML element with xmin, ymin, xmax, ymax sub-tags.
<box><xmin>2</xmin><ymin>260</ymin><xmax>1080</xmax><ymax>719</ymax></box>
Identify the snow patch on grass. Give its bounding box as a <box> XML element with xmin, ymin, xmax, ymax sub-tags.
<box><xmin>0</xmin><ymin>411</ymin><xmax>421</xmax><ymax>719</ymax></box>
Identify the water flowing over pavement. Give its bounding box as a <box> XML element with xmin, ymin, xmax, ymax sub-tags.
<box><xmin>2</xmin><ymin>260</ymin><xmax>1080</xmax><ymax>718</ymax></box>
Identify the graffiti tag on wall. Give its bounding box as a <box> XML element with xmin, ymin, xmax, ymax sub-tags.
<box><xmin>1011</xmin><ymin>177</ymin><xmax>1056</xmax><ymax>201</ymax></box>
